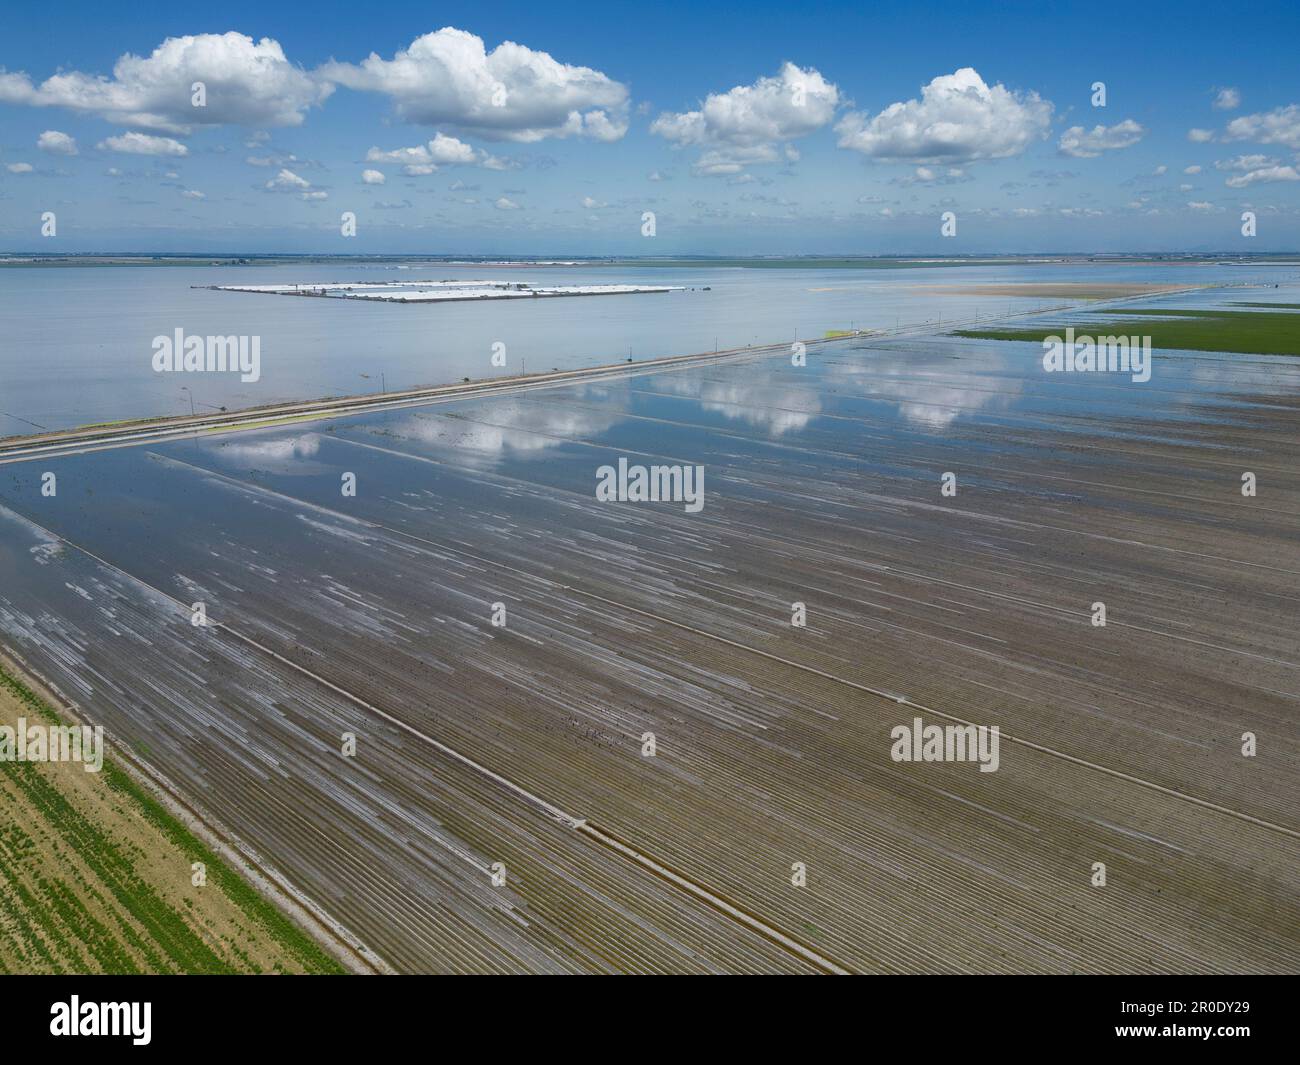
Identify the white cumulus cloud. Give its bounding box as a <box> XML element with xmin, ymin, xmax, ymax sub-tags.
<box><xmin>0</xmin><ymin>32</ymin><xmax>328</xmax><ymax>133</ymax></box>
<box><xmin>97</xmin><ymin>131</ymin><xmax>188</xmax><ymax>156</ymax></box>
<box><xmin>320</xmin><ymin>27</ymin><xmax>628</xmax><ymax>142</ymax></box>
<box><xmin>651</xmin><ymin>62</ymin><xmax>838</xmax><ymax>175</ymax></box>
<box><xmin>365</xmin><ymin>133</ymin><xmax>503</xmax><ymax>174</ymax></box>
<box><xmin>686</xmin><ymin>143</ymin><xmax>801</xmax><ymax>176</ymax></box>
<box><xmin>361</xmin><ymin>169</ymin><xmax>385</xmax><ymax>184</ymax></box>
<box><xmin>1212</xmin><ymin>87</ymin><xmax>1241</xmax><ymax>111</ymax></box>
<box><xmin>1224</xmin><ymin>164</ymin><xmax>1300</xmax><ymax>188</ymax></box>
<box><xmin>1215</xmin><ymin>154</ymin><xmax>1278</xmax><ymax>172</ymax></box>
<box><xmin>266</xmin><ymin>167</ymin><xmax>310</xmax><ymax>189</ymax></box>
<box><xmin>1223</xmin><ymin>104</ymin><xmax>1300</xmax><ymax>149</ymax></box>
<box><xmin>37</xmin><ymin>129</ymin><xmax>77</xmax><ymax>155</ymax></box>
<box><xmin>835</xmin><ymin>68</ymin><xmax>1051</xmax><ymax>163</ymax></box>
<box><xmin>1058</xmin><ymin>119</ymin><xmax>1144</xmax><ymax>158</ymax></box>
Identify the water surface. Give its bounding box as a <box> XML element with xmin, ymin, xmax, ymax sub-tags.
<box><xmin>3</xmin><ymin>260</ymin><xmax>1293</xmax><ymax>435</ymax></box>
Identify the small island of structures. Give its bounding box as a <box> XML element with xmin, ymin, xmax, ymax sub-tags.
<box><xmin>197</xmin><ymin>278</ymin><xmax>695</xmax><ymax>304</ymax></box>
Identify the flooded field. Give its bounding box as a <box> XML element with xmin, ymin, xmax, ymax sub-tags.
<box><xmin>0</xmin><ymin>282</ymin><xmax>1298</xmax><ymax>972</ymax></box>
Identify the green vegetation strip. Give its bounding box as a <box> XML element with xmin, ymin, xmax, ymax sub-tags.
<box><xmin>0</xmin><ymin>660</ymin><xmax>345</xmax><ymax>974</ymax></box>
<box><xmin>952</xmin><ymin>307</ymin><xmax>1300</xmax><ymax>356</ymax></box>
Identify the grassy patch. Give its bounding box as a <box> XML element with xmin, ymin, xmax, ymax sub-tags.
<box><xmin>0</xmin><ymin>659</ymin><xmax>346</xmax><ymax>974</ymax></box>
<box><xmin>953</xmin><ymin>307</ymin><xmax>1300</xmax><ymax>356</ymax></box>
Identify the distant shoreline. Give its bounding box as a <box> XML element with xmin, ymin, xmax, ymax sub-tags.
<box><xmin>4</xmin><ymin>253</ymin><xmax>1300</xmax><ymax>269</ymax></box>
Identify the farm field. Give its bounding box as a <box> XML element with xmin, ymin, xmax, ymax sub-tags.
<box><xmin>1</xmin><ymin>286</ymin><xmax>1296</xmax><ymax>973</ymax></box>
<box><xmin>0</xmin><ymin>657</ymin><xmax>346</xmax><ymax>974</ymax></box>
<box><xmin>955</xmin><ymin>305</ymin><xmax>1300</xmax><ymax>356</ymax></box>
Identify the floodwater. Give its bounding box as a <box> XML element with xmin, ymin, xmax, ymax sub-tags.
<box><xmin>0</xmin><ymin>275</ymin><xmax>1297</xmax><ymax>972</ymax></box>
<box><xmin>2</xmin><ymin>259</ymin><xmax>1296</xmax><ymax>435</ymax></box>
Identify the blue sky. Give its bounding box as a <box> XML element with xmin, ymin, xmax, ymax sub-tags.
<box><xmin>3</xmin><ymin>0</ymin><xmax>1299</xmax><ymax>253</ymax></box>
